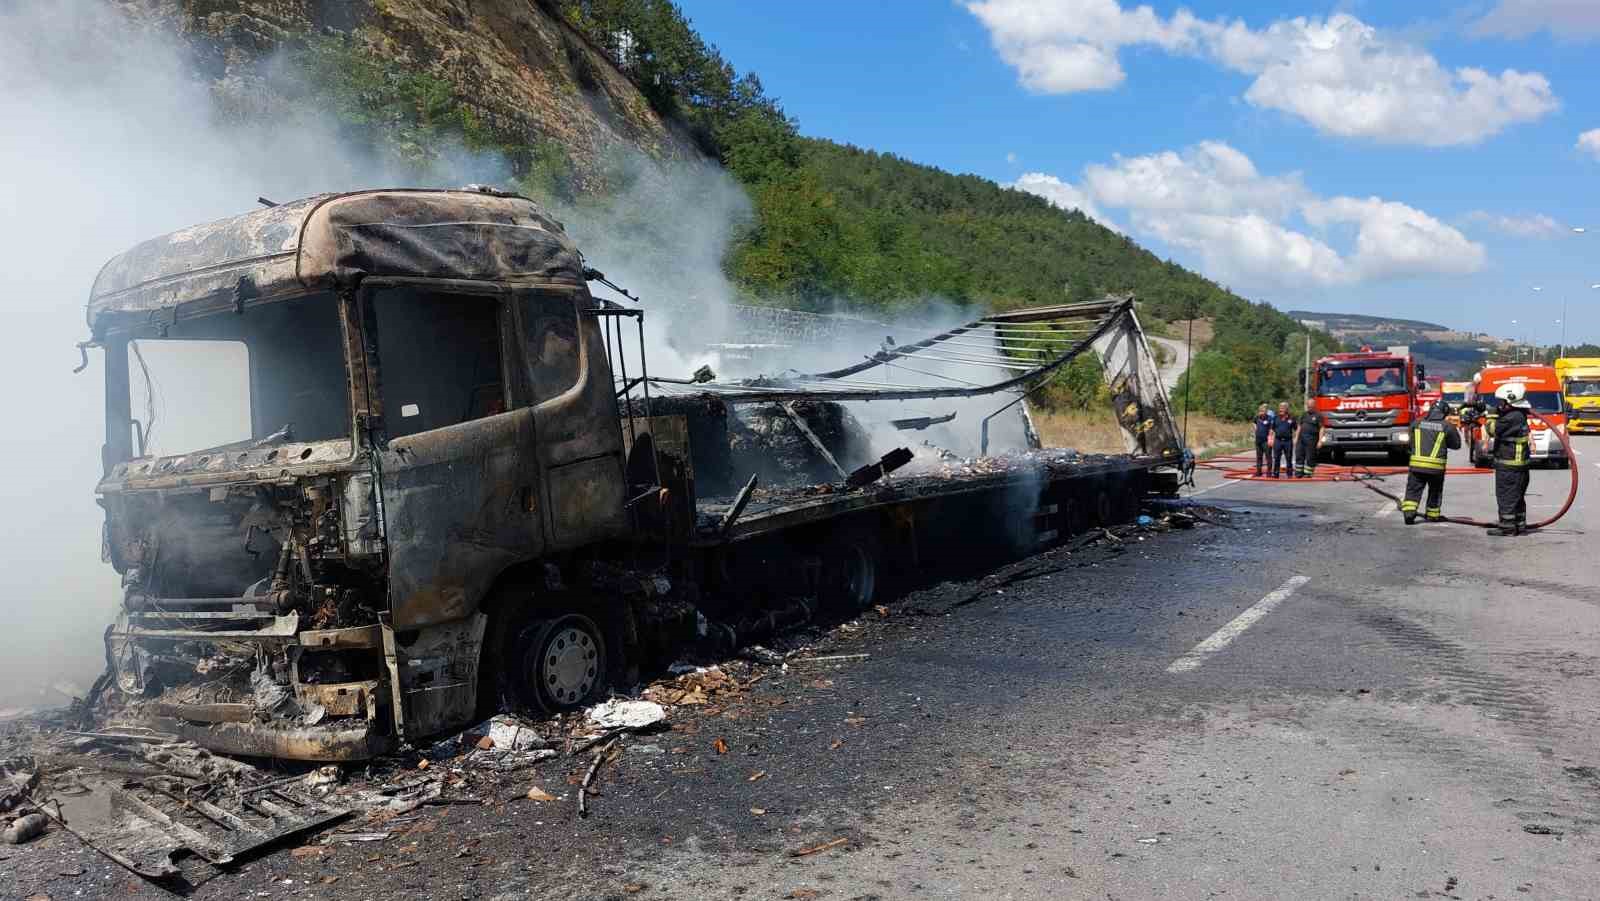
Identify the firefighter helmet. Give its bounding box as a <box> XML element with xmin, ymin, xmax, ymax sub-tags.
<box><xmin>1494</xmin><ymin>383</ymin><xmax>1527</xmax><ymax>405</ymax></box>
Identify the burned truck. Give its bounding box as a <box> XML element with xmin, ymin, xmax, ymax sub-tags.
<box><xmin>81</xmin><ymin>188</ymin><xmax>1184</xmax><ymax>761</ymax></box>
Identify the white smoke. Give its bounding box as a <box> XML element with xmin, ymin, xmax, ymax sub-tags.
<box><xmin>0</xmin><ymin>0</ymin><xmax>510</xmax><ymax>708</ymax></box>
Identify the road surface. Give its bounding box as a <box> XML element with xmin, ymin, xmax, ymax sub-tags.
<box><xmin>8</xmin><ymin>444</ymin><xmax>1596</xmax><ymax>900</ymax></box>
<box><xmin>1149</xmin><ymin>334</ymin><xmax>1191</xmax><ymax>392</ymax></box>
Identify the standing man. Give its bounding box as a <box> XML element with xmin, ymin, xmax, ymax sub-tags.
<box><xmin>1271</xmin><ymin>401</ymin><xmax>1297</xmax><ymax>478</ymax></box>
<box><xmin>1488</xmin><ymin>384</ymin><xmax>1531</xmax><ymax>537</ymax></box>
<box><xmin>1253</xmin><ymin>404</ymin><xmax>1274</xmax><ymax>477</ymax></box>
<box><xmin>1295</xmin><ymin>406</ymin><xmax>1322</xmax><ymax>478</ymax></box>
<box><xmin>1401</xmin><ymin>401</ymin><xmax>1459</xmax><ymax>523</ymax></box>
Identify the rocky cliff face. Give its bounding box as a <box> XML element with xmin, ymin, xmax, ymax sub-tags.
<box><xmin>109</xmin><ymin>0</ymin><xmax>700</xmax><ymax>190</ymax></box>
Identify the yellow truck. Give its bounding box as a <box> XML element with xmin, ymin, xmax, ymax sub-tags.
<box><xmin>1555</xmin><ymin>358</ymin><xmax>1600</xmax><ymax>433</ymax></box>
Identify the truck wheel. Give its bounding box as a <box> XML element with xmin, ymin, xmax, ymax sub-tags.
<box><xmin>1387</xmin><ymin>449</ymin><xmax>1409</xmax><ymax>466</ymax></box>
<box><xmin>510</xmin><ymin>614</ymin><xmax>607</xmax><ymax>714</ymax></box>
<box><xmin>819</xmin><ymin>531</ymin><xmax>881</xmax><ymax>614</ymax></box>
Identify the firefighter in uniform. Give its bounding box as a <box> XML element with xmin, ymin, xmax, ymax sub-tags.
<box><xmin>1488</xmin><ymin>383</ymin><xmax>1531</xmax><ymax>537</ymax></box>
<box><xmin>1401</xmin><ymin>400</ymin><xmax>1459</xmax><ymax>523</ymax></box>
<box><xmin>1294</xmin><ymin>407</ymin><xmax>1322</xmax><ymax>478</ymax></box>
<box><xmin>1270</xmin><ymin>402</ymin><xmax>1296</xmax><ymax>478</ymax></box>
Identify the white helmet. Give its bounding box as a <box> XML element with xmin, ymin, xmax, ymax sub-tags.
<box><xmin>1494</xmin><ymin>383</ymin><xmax>1527</xmax><ymax>405</ymax></box>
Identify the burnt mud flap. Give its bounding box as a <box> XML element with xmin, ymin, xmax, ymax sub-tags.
<box><xmin>43</xmin><ymin>777</ymin><xmax>350</xmax><ymax>882</ymax></box>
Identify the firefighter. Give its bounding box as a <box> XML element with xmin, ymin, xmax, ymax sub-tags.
<box><xmin>1294</xmin><ymin>406</ymin><xmax>1321</xmax><ymax>477</ymax></box>
<box><xmin>1488</xmin><ymin>383</ymin><xmax>1531</xmax><ymax>537</ymax></box>
<box><xmin>1253</xmin><ymin>404</ymin><xmax>1273</xmax><ymax>476</ymax></box>
<box><xmin>1401</xmin><ymin>401</ymin><xmax>1459</xmax><ymax>523</ymax></box>
<box><xmin>1270</xmin><ymin>401</ymin><xmax>1296</xmax><ymax>478</ymax></box>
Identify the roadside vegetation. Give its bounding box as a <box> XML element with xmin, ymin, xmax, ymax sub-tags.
<box><xmin>280</xmin><ymin>0</ymin><xmax>1335</xmax><ymax>427</ymax></box>
<box><xmin>1034</xmin><ymin>409</ymin><xmax>1248</xmax><ymax>456</ymax></box>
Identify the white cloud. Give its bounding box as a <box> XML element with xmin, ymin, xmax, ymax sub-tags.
<box><xmin>1012</xmin><ymin>171</ymin><xmax>1118</xmax><ymax>231</ymax></box>
<box><xmin>963</xmin><ymin>2</ymin><xmax>1558</xmax><ymax>145</ymax></box>
<box><xmin>964</xmin><ymin>0</ymin><xmax>1198</xmax><ymax>92</ymax></box>
<box><xmin>1214</xmin><ymin>15</ymin><xmax>1558</xmax><ymax>146</ymax></box>
<box><xmin>1464</xmin><ymin>211</ymin><xmax>1567</xmax><ymax>238</ymax></box>
<box><xmin>1005</xmin><ymin>151</ymin><xmax>1019</xmax><ymax>164</ymax></box>
<box><xmin>1015</xmin><ymin>141</ymin><xmax>1485</xmax><ymax>289</ymax></box>
<box><xmin>1471</xmin><ymin>0</ymin><xmax>1600</xmax><ymax>40</ymax></box>
<box><xmin>1580</xmin><ymin>128</ymin><xmax>1600</xmax><ymax>160</ymax></box>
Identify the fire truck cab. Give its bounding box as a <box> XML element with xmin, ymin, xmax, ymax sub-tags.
<box><xmin>1303</xmin><ymin>346</ymin><xmax>1422</xmax><ymax>464</ymax></box>
<box><xmin>1466</xmin><ymin>364</ymin><xmax>1568</xmax><ymax>468</ymax></box>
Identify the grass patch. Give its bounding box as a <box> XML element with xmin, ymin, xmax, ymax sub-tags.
<box><xmin>1032</xmin><ymin>407</ymin><xmax>1247</xmax><ymax>456</ymax></box>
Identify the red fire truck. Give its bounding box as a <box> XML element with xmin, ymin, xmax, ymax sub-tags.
<box><xmin>1302</xmin><ymin>346</ymin><xmax>1423</xmax><ymax>464</ymax></box>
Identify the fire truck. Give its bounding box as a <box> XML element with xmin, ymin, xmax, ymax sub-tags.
<box><xmin>1301</xmin><ymin>346</ymin><xmax>1423</xmax><ymax>464</ymax></box>
<box><xmin>1465</xmin><ymin>364</ymin><xmax>1569</xmax><ymax>468</ymax></box>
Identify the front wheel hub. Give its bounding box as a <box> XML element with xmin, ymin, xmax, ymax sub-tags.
<box><xmin>515</xmin><ymin>614</ymin><xmax>607</xmax><ymax>713</ymax></box>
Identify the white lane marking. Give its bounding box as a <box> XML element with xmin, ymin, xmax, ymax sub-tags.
<box><xmin>1374</xmin><ymin>501</ymin><xmax>1397</xmax><ymax>518</ymax></box>
<box><xmin>1167</xmin><ymin>575</ymin><xmax>1311</xmax><ymax>674</ymax></box>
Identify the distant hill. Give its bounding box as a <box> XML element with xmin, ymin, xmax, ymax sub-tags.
<box><xmin>1288</xmin><ymin>310</ymin><xmax>1513</xmax><ymax>380</ymax></box>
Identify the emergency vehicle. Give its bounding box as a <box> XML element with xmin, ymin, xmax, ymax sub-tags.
<box><xmin>1439</xmin><ymin>380</ymin><xmax>1470</xmax><ymax>430</ymax></box>
<box><xmin>1301</xmin><ymin>346</ymin><xmax>1422</xmax><ymax>464</ymax></box>
<box><xmin>1554</xmin><ymin>357</ymin><xmax>1600</xmax><ymax>434</ymax></box>
<box><xmin>1416</xmin><ymin>378</ymin><xmax>1443</xmax><ymax>416</ymax></box>
<box><xmin>1466</xmin><ymin>364</ymin><xmax>1568</xmax><ymax>468</ymax></box>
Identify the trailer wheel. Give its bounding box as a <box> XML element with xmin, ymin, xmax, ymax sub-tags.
<box><xmin>510</xmin><ymin>614</ymin><xmax>608</xmax><ymax>714</ymax></box>
<box><xmin>1093</xmin><ymin>488</ymin><xmax>1112</xmax><ymax>527</ymax></box>
<box><xmin>819</xmin><ymin>531</ymin><xmax>881</xmax><ymax>614</ymax></box>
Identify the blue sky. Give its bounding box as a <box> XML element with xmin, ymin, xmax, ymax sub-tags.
<box><xmin>680</xmin><ymin>1</ymin><xmax>1599</xmax><ymax>345</ymax></box>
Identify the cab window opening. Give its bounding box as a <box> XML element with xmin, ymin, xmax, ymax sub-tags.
<box><xmin>372</xmin><ymin>287</ymin><xmax>507</xmax><ymax>439</ymax></box>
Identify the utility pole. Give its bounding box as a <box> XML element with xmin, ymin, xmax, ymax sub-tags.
<box><xmin>1303</xmin><ymin>330</ymin><xmax>1311</xmax><ymax>410</ymax></box>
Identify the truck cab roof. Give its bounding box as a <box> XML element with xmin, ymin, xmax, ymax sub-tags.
<box><xmin>87</xmin><ymin>188</ymin><xmax>584</xmax><ymax>335</ymax></box>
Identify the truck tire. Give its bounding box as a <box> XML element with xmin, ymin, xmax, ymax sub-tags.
<box><xmin>1387</xmin><ymin>448</ymin><xmax>1409</xmax><ymax>466</ymax></box>
<box><xmin>508</xmin><ymin>613</ymin><xmax>608</xmax><ymax>714</ymax></box>
<box><xmin>819</xmin><ymin>530</ymin><xmax>881</xmax><ymax>614</ymax></box>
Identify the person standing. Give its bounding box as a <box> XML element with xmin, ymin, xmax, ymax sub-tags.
<box><xmin>1295</xmin><ymin>407</ymin><xmax>1322</xmax><ymax>478</ymax></box>
<box><xmin>1271</xmin><ymin>402</ymin><xmax>1297</xmax><ymax>478</ymax></box>
<box><xmin>1253</xmin><ymin>404</ymin><xmax>1274</xmax><ymax>476</ymax></box>
<box><xmin>1401</xmin><ymin>401</ymin><xmax>1459</xmax><ymax>523</ymax></box>
<box><xmin>1488</xmin><ymin>384</ymin><xmax>1531</xmax><ymax>537</ymax></box>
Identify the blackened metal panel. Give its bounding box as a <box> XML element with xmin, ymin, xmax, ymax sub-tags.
<box><xmin>379</xmin><ymin>408</ymin><xmax>544</xmax><ymax>630</ymax></box>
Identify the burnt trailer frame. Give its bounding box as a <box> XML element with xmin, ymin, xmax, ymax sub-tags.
<box><xmin>80</xmin><ymin>188</ymin><xmax>1186</xmax><ymax>762</ymax></box>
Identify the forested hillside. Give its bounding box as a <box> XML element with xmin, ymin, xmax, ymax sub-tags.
<box><xmin>123</xmin><ymin>0</ymin><xmax>1335</xmax><ymax>421</ymax></box>
<box><xmin>547</xmin><ymin>0</ymin><xmax>1338</xmax><ymax>418</ymax></box>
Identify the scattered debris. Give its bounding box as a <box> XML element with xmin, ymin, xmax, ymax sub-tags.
<box><xmin>4</xmin><ymin>812</ymin><xmax>48</xmax><ymax>844</ymax></box>
<box><xmin>525</xmin><ymin>787</ymin><xmax>557</xmax><ymax>802</ymax></box>
<box><xmin>587</xmin><ymin>700</ymin><xmax>667</xmax><ymax>731</ymax></box>
<box><xmin>304</xmin><ymin>765</ymin><xmax>342</xmax><ymax>790</ymax></box>
<box><xmin>747</xmin><ymin>770</ymin><xmax>768</xmax><ymax>782</ymax></box>
<box><xmin>1522</xmin><ymin>824</ymin><xmax>1563</xmax><ymax>836</ymax></box>
<box><xmin>483</xmin><ymin>714</ymin><xmax>548</xmax><ymax>751</ymax></box>
<box><xmin>791</xmin><ymin>836</ymin><xmax>849</xmax><ymax>857</ymax></box>
<box><xmin>713</xmin><ymin>738</ymin><xmax>729</xmax><ymax>755</ymax></box>
<box><xmin>792</xmin><ymin>653</ymin><xmax>870</xmax><ymax>665</ymax></box>
<box><xmin>577</xmin><ymin>737</ymin><xmax>622</xmax><ymax>819</ymax></box>
<box><xmin>846</xmin><ymin>447</ymin><xmax>914</xmax><ymax>488</ymax></box>
<box><xmin>327</xmin><ymin>831</ymin><xmax>390</xmax><ymax>843</ymax></box>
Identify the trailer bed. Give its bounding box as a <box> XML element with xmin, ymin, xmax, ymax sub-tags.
<box><xmin>693</xmin><ymin>450</ymin><xmax>1165</xmax><ymax>545</ymax></box>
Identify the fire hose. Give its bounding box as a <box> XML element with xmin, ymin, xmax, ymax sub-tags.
<box><xmin>1193</xmin><ymin>410</ymin><xmax>1579</xmax><ymax>530</ymax></box>
<box><xmin>1347</xmin><ymin>409</ymin><xmax>1579</xmax><ymax>531</ymax></box>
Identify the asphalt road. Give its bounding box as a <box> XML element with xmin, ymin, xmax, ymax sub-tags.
<box><xmin>1148</xmin><ymin>335</ymin><xmax>1191</xmax><ymax>392</ymax></box>
<box><xmin>6</xmin><ymin>443</ymin><xmax>1596</xmax><ymax>900</ymax></box>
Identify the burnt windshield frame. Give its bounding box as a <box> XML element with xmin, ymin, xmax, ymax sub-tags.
<box><xmin>104</xmin><ymin>292</ymin><xmax>353</xmax><ymax>462</ymax></box>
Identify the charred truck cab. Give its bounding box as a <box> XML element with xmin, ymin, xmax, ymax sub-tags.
<box><xmin>87</xmin><ymin>190</ymin><xmax>630</xmax><ymax>760</ymax></box>
<box><xmin>84</xmin><ymin>189</ymin><xmax>1186</xmax><ymax>762</ymax></box>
